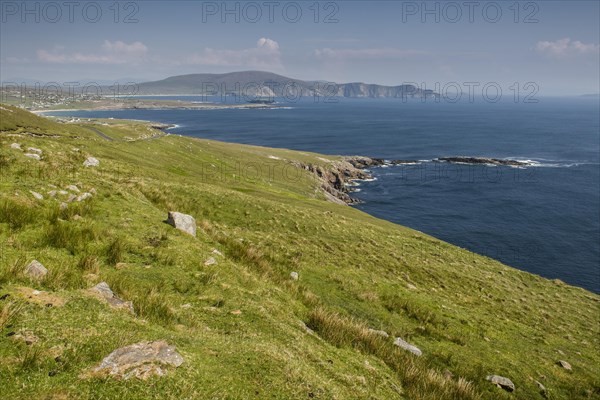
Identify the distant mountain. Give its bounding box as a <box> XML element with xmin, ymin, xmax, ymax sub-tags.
<box><xmin>134</xmin><ymin>71</ymin><xmax>436</xmax><ymax>99</ymax></box>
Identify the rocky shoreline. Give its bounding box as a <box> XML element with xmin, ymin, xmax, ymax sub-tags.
<box><xmin>300</xmin><ymin>155</ymin><xmax>531</xmax><ymax>205</ymax></box>
<box><xmin>295</xmin><ymin>156</ymin><xmax>406</xmax><ymax>205</ymax></box>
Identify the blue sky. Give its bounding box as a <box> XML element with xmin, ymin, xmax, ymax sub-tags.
<box><xmin>1</xmin><ymin>1</ymin><xmax>599</xmax><ymax>95</ymax></box>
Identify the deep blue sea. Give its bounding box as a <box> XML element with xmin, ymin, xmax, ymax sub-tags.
<box><xmin>46</xmin><ymin>96</ymin><xmax>600</xmax><ymax>293</ymax></box>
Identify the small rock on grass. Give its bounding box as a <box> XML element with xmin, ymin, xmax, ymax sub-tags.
<box><xmin>535</xmin><ymin>380</ymin><xmax>547</xmax><ymax>397</ymax></box>
<box><xmin>557</xmin><ymin>360</ymin><xmax>572</xmax><ymax>370</ymax></box>
<box><xmin>166</xmin><ymin>211</ymin><xmax>196</xmax><ymax>237</ymax></box>
<box><xmin>290</xmin><ymin>271</ymin><xmax>299</xmax><ymax>281</ymax></box>
<box><xmin>204</xmin><ymin>257</ymin><xmax>216</xmax><ymax>266</ymax></box>
<box><xmin>76</xmin><ymin>192</ymin><xmax>92</xmax><ymax>202</ymax></box>
<box><xmin>89</xmin><ymin>341</ymin><xmax>183</xmax><ymax>380</ymax></box>
<box><xmin>27</xmin><ymin>147</ymin><xmax>42</xmax><ymax>154</ymax></box>
<box><xmin>14</xmin><ymin>330</ymin><xmax>39</xmax><ymax>345</ymax></box>
<box><xmin>24</xmin><ymin>153</ymin><xmax>41</xmax><ymax>160</ymax></box>
<box><xmin>486</xmin><ymin>375</ymin><xmax>515</xmax><ymax>392</ymax></box>
<box><xmin>83</xmin><ymin>157</ymin><xmax>100</xmax><ymax>167</ymax></box>
<box><xmin>10</xmin><ymin>143</ymin><xmax>21</xmax><ymax>150</ymax></box>
<box><xmin>30</xmin><ymin>191</ymin><xmax>43</xmax><ymax>200</ymax></box>
<box><xmin>90</xmin><ymin>282</ymin><xmax>134</xmax><ymax>314</ymax></box>
<box><xmin>25</xmin><ymin>260</ymin><xmax>48</xmax><ymax>280</ymax></box>
<box><xmin>393</xmin><ymin>337</ymin><xmax>422</xmax><ymax>356</ymax></box>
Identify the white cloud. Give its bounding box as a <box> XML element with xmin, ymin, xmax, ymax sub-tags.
<box><xmin>314</xmin><ymin>48</ymin><xmax>429</xmax><ymax>61</ymax></box>
<box><xmin>535</xmin><ymin>38</ymin><xmax>599</xmax><ymax>57</ymax></box>
<box><xmin>101</xmin><ymin>40</ymin><xmax>148</xmax><ymax>57</ymax></box>
<box><xmin>257</xmin><ymin>38</ymin><xmax>279</xmax><ymax>51</ymax></box>
<box><xmin>37</xmin><ymin>40</ymin><xmax>148</xmax><ymax>64</ymax></box>
<box><xmin>180</xmin><ymin>38</ymin><xmax>282</xmax><ymax>69</ymax></box>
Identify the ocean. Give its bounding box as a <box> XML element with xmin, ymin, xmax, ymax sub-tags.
<box><xmin>45</xmin><ymin>96</ymin><xmax>600</xmax><ymax>293</ymax></box>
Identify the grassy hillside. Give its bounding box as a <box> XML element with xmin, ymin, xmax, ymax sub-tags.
<box><xmin>1</xmin><ymin>104</ymin><xmax>598</xmax><ymax>400</ymax></box>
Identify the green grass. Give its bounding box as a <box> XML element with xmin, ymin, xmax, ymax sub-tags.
<box><xmin>1</xmin><ymin>103</ymin><xmax>599</xmax><ymax>399</ymax></box>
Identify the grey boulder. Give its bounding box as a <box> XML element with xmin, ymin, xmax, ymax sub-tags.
<box><xmin>25</xmin><ymin>260</ymin><xmax>48</xmax><ymax>280</ymax></box>
<box><xmin>83</xmin><ymin>157</ymin><xmax>100</xmax><ymax>167</ymax></box>
<box><xmin>166</xmin><ymin>211</ymin><xmax>196</xmax><ymax>237</ymax></box>
<box><xmin>90</xmin><ymin>282</ymin><xmax>134</xmax><ymax>313</ymax></box>
<box><xmin>91</xmin><ymin>340</ymin><xmax>184</xmax><ymax>380</ymax></box>
<box><xmin>486</xmin><ymin>375</ymin><xmax>515</xmax><ymax>392</ymax></box>
<box><xmin>393</xmin><ymin>337</ymin><xmax>422</xmax><ymax>356</ymax></box>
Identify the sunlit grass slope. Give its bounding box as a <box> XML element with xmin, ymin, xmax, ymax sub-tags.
<box><xmin>1</xmin><ymin>104</ymin><xmax>598</xmax><ymax>400</ymax></box>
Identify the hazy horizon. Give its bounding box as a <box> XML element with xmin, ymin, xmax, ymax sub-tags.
<box><xmin>2</xmin><ymin>1</ymin><xmax>599</xmax><ymax>96</ymax></box>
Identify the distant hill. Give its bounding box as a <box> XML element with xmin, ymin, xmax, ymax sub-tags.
<box><xmin>134</xmin><ymin>70</ymin><xmax>436</xmax><ymax>99</ymax></box>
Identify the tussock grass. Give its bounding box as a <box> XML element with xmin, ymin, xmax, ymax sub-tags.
<box><xmin>0</xmin><ymin>256</ymin><xmax>25</xmax><ymax>284</ymax></box>
<box><xmin>76</xmin><ymin>253</ymin><xmax>100</xmax><ymax>274</ymax></box>
<box><xmin>18</xmin><ymin>346</ymin><xmax>43</xmax><ymax>372</ymax></box>
<box><xmin>203</xmin><ymin>221</ymin><xmax>276</xmax><ymax>278</ymax></box>
<box><xmin>44</xmin><ymin>220</ymin><xmax>98</xmax><ymax>254</ymax></box>
<box><xmin>44</xmin><ymin>259</ymin><xmax>87</xmax><ymax>290</ymax></box>
<box><xmin>151</xmin><ymin>248</ymin><xmax>177</xmax><ymax>266</ymax></box>
<box><xmin>307</xmin><ymin>307</ymin><xmax>481</xmax><ymax>400</ymax></box>
<box><xmin>130</xmin><ymin>288</ymin><xmax>176</xmax><ymax>325</ymax></box>
<box><xmin>47</xmin><ymin>200</ymin><xmax>95</xmax><ymax>222</ymax></box>
<box><xmin>0</xmin><ymin>300</ymin><xmax>24</xmax><ymax>329</ymax></box>
<box><xmin>383</xmin><ymin>293</ymin><xmax>443</xmax><ymax>327</ymax></box>
<box><xmin>105</xmin><ymin>237</ymin><xmax>125</xmax><ymax>266</ymax></box>
<box><xmin>104</xmin><ymin>274</ymin><xmax>176</xmax><ymax>325</ymax></box>
<box><xmin>0</xmin><ymin>197</ymin><xmax>37</xmax><ymax>230</ymax></box>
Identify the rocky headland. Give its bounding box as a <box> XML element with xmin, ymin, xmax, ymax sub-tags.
<box><xmin>298</xmin><ymin>156</ymin><xmax>531</xmax><ymax>205</ymax></box>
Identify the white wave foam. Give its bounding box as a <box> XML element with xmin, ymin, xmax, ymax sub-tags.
<box><xmin>507</xmin><ymin>157</ymin><xmax>591</xmax><ymax>168</ymax></box>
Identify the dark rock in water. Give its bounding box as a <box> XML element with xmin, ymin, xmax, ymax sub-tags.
<box><xmin>486</xmin><ymin>375</ymin><xmax>515</xmax><ymax>392</ymax></box>
<box><xmin>389</xmin><ymin>160</ymin><xmax>420</xmax><ymax>165</ymax></box>
<box><xmin>150</xmin><ymin>123</ymin><xmax>176</xmax><ymax>130</ymax></box>
<box><xmin>437</xmin><ymin>157</ymin><xmax>529</xmax><ymax>166</ymax></box>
